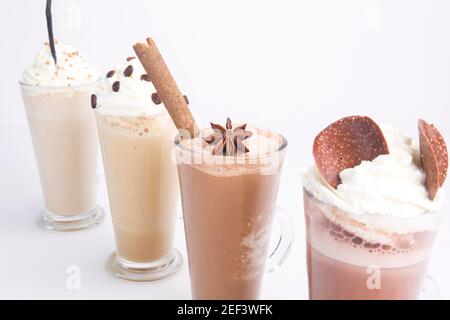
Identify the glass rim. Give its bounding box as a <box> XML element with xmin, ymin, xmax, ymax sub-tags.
<box><xmin>93</xmin><ymin>94</ymin><xmax>167</xmax><ymax>118</ymax></box>
<box><xmin>174</xmin><ymin>127</ymin><xmax>288</xmax><ymax>160</ymax></box>
<box><xmin>303</xmin><ymin>188</ymin><xmax>442</xmax><ymax>223</ymax></box>
<box><xmin>18</xmin><ymin>77</ymin><xmax>101</xmax><ymax>89</ymax></box>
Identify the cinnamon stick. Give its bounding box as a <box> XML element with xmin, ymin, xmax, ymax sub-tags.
<box><xmin>133</xmin><ymin>37</ymin><xmax>199</xmax><ymax>138</ymax></box>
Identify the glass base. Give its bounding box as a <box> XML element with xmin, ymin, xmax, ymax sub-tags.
<box><xmin>106</xmin><ymin>249</ymin><xmax>182</xmax><ymax>282</ymax></box>
<box><xmin>38</xmin><ymin>205</ymin><xmax>105</xmax><ymax>232</ymax></box>
<box><xmin>421</xmin><ymin>275</ymin><xmax>442</xmax><ymax>300</ymax></box>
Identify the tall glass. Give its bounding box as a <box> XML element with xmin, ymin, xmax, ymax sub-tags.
<box><xmin>96</xmin><ymin>104</ymin><xmax>182</xmax><ymax>282</ymax></box>
<box><xmin>175</xmin><ymin>128</ymin><xmax>293</xmax><ymax>299</ymax></box>
<box><xmin>20</xmin><ymin>81</ymin><xmax>104</xmax><ymax>231</ymax></box>
<box><xmin>303</xmin><ymin>189</ymin><xmax>442</xmax><ymax>300</ymax></box>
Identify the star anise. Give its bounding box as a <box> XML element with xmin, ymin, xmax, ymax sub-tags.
<box><xmin>204</xmin><ymin>118</ymin><xmax>253</xmax><ymax>156</ymax></box>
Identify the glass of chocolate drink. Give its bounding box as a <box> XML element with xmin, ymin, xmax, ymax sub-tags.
<box><xmin>303</xmin><ymin>190</ymin><xmax>442</xmax><ymax>300</ymax></box>
<box><xmin>303</xmin><ymin>116</ymin><xmax>447</xmax><ymax>300</ymax></box>
<box><xmin>175</xmin><ymin>119</ymin><xmax>294</xmax><ymax>300</ymax></box>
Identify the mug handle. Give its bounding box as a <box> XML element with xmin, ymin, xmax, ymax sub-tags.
<box><xmin>267</xmin><ymin>207</ymin><xmax>295</xmax><ymax>273</ymax></box>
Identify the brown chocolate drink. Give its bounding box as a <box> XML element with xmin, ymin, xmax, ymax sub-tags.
<box><xmin>303</xmin><ymin>117</ymin><xmax>447</xmax><ymax>300</ymax></box>
<box><xmin>304</xmin><ymin>190</ymin><xmax>439</xmax><ymax>300</ymax></box>
<box><xmin>176</xmin><ymin>123</ymin><xmax>287</xmax><ymax>299</ymax></box>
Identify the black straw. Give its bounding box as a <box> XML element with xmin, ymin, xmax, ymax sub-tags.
<box><xmin>45</xmin><ymin>0</ymin><xmax>57</xmax><ymax>65</ymax></box>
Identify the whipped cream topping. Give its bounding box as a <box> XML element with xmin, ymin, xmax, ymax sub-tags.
<box><xmin>303</xmin><ymin>124</ymin><xmax>447</xmax><ymax>219</ymax></box>
<box><xmin>22</xmin><ymin>42</ymin><xmax>99</xmax><ymax>87</ymax></box>
<box><xmin>96</xmin><ymin>57</ymin><xmax>165</xmax><ymax>117</ymax></box>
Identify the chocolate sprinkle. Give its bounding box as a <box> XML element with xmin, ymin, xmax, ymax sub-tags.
<box><xmin>112</xmin><ymin>81</ymin><xmax>120</xmax><ymax>92</ymax></box>
<box><xmin>126</xmin><ymin>56</ymin><xmax>136</xmax><ymax>61</ymax></box>
<box><xmin>140</xmin><ymin>74</ymin><xmax>150</xmax><ymax>82</ymax></box>
<box><xmin>123</xmin><ymin>65</ymin><xmax>133</xmax><ymax>77</ymax></box>
<box><xmin>106</xmin><ymin>70</ymin><xmax>115</xmax><ymax>78</ymax></box>
<box><xmin>90</xmin><ymin>94</ymin><xmax>97</xmax><ymax>109</ymax></box>
<box><xmin>183</xmin><ymin>95</ymin><xmax>189</xmax><ymax>105</ymax></box>
<box><xmin>151</xmin><ymin>92</ymin><xmax>162</xmax><ymax>105</ymax></box>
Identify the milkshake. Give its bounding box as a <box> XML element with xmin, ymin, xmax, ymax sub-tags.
<box><xmin>20</xmin><ymin>42</ymin><xmax>104</xmax><ymax>231</ymax></box>
<box><xmin>95</xmin><ymin>57</ymin><xmax>181</xmax><ymax>281</ymax></box>
<box><xmin>176</xmin><ymin>121</ymin><xmax>291</xmax><ymax>299</ymax></box>
<box><xmin>303</xmin><ymin>117</ymin><xmax>448</xmax><ymax>300</ymax></box>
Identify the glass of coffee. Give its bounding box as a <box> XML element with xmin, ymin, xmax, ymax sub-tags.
<box><xmin>20</xmin><ymin>81</ymin><xmax>104</xmax><ymax>231</ymax></box>
<box><xmin>94</xmin><ymin>55</ymin><xmax>183</xmax><ymax>282</ymax></box>
<box><xmin>96</xmin><ymin>100</ymin><xmax>182</xmax><ymax>282</ymax></box>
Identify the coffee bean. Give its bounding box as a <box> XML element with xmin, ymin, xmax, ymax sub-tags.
<box><xmin>91</xmin><ymin>94</ymin><xmax>97</xmax><ymax>109</ymax></box>
<box><xmin>151</xmin><ymin>92</ymin><xmax>162</xmax><ymax>105</ymax></box>
<box><xmin>112</xmin><ymin>81</ymin><xmax>120</xmax><ymax>92</ymax></box>
<box><xmin>183</xmin><ymin>95</ymin><xmax>189</xmax><ymax>104</ymax></box>
<box><xmin>106</xmin><ymin>70</ymin><xmax>115</xmax><ymax>78</ymax></box>
<box><xmin>124</xmin><ymin>65</ymin><xmax>133</xmax><ymax>77</ymax></box>
<box><xmin>126</xmin><ymin>56</ymin><xmax>136</xmax><ymax>61</ymax></box>
<box><xmin>140</xmin><ymin>74</ymin><xmax>150</xmax><ymax>82</ymax></box>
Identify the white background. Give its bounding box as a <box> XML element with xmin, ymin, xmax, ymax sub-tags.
<box><xmin>1</xmin><ymin>0</ymin><xmax>450</xmax><ymax>299</ymax></box>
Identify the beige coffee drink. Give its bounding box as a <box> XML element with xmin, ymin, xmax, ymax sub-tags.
<box><xmin>20</xmin><ymin>42</ymin><xmax>104</xmax><ymax>231</ymax></box>
<box><xmin>95</xmin><ymin>57</ymin><xmax>182</xmax><ymax>281</ymax></box>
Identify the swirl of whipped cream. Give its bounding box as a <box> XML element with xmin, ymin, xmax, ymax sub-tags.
<box><xmin>96</xmin><ymin>57</ymin><xmax>165</xmax><ymax>117</ymax></box>
<box><xmin>22</xmin><ymin>42</ymin><xmax>99</xmax><ymax>87</ymax></box>
<box><xmin>303</xmin><ymin>124</ymin><xmax>447</xmax><ymax>219</ymax></box>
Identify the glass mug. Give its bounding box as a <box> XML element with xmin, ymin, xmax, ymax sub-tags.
<box><xmin>303</xmin><ymin>189</ymin><xmax>442</xmax><ymax>300</ymax></box>
<box><xmin>175</xmin><ymin>127</ymin><xmax>293</xmax><ymax>299</ymax></box>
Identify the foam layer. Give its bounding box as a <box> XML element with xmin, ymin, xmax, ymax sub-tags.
<box><xmin>95</xmin><ymin>98</ymin><xmax>166</xmax><ymax>118</ymax></box>
<box><xmin>22</xmin><ymin>42</ymin><xmax>99</xmax><ymax>87</ymax></box>
<box><xmin>96</xmin><ymin>111</ymin><xmax>174</xmax><ymax>138</ymax></box>
<box><xmin>177</xmin><ymin>126</ymin><xmax>285</xmax><ymax>176</ymax></box>
<box><xmin>304</xmin><ymin>191</ymin><xmax>438</xmax><ymax>268</ymax></box>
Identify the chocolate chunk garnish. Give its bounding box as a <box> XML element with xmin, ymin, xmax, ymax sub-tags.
<box><xmin>183</xmin><ymin>95</ymin><xmax>189</xmax><ymax>105</ymax></box>
<box><xmin>112</xmin><ymin>81</ymin><xmax>120</xmax><ymax>92</ymax></box>
<box><xmin>151</xmin><ymin>92</ymin><xmax>162</xmax><ymax>105</ymax></box>
<box><xmin>140</xmin><ymin>74</ymin><xmax>150</xmax><ymax>82</ymax></box>
<box><xmin>124</xmin><ymin>65</ymin><xmax>133</xmax><ymax>77</ymax></box>
<box><xmin>127</xmin><ymin>56</ymin><xmax>136</xmax><ymax>61</ymax></box>
<box><xmin>313</xmin><ymin>116</ymin><xmax>389</xmax><ymax>188</ymax></box>
<box><xmin>204</xmin><ymin>118</ymin><xmax>253</xmax><ymax>156</ymax></box>
<box><xmin>418</xmin><ymin>119</ymin><xmax>448</xmax><ymax>200</ymax></box>
<box><xmin>90</xmin><ymin>94</ymin><xmax>97</xmax><ymax>109</ymax></box>
<box><xmin>106</xmin><ymin>70</ymin><xmax>115</xmax><ymax>78</ymax></box>
<box><xmin>343</xmin><ymin>231</ymin><xmax>354</xmax><ymax>238</ymax></box>
<box><xmin>330</xmin><ymin>223</ymin><xmax>342</xmax><ymax>232</ymax></box>
<box><xmin>352</xmin><ymin>237</ymin><xmax>363</xmax><ymax>245</ymax></box>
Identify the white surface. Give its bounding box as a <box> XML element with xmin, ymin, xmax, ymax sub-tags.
<box><xmin>1</xmin><ymin>0</ymin><xmax>450</xmax><ymax>299</ymax></box>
